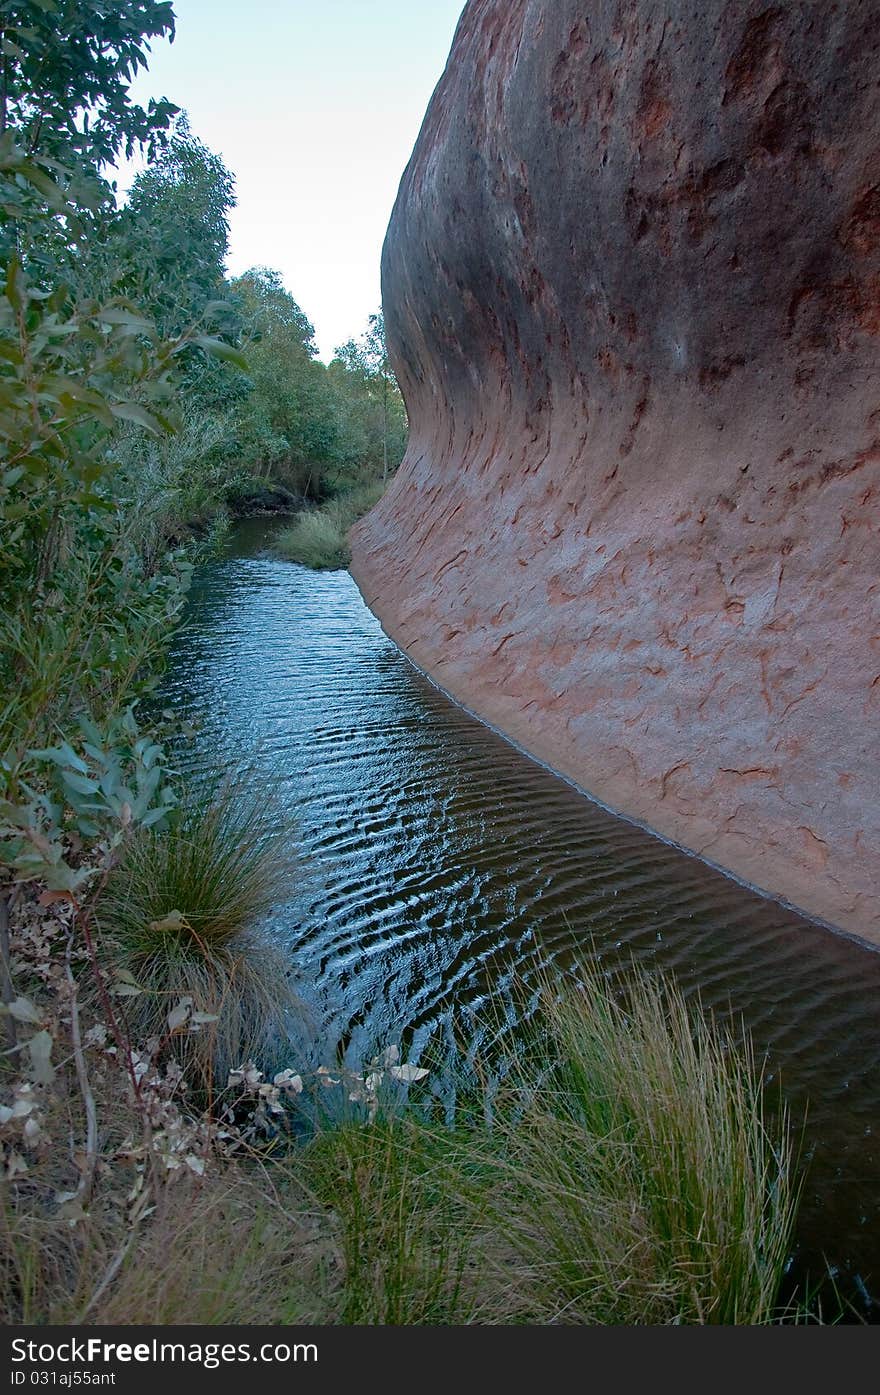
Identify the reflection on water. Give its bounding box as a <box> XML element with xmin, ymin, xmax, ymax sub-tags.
<box><xmin>163</xmin><ymin>519</ymin><xmax>880</xmax><ymax>1312</ymax></box>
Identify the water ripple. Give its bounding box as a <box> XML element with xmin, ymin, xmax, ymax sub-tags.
<box><xmin>163</xmin><ymin>521</ymin><xmax>880</xmax><ymax>1309</ymax></box>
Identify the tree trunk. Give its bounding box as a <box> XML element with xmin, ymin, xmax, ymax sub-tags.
<box><xmin>382</xmin><ymin>370</ymin><xmax>389</xmax><ymax>484</ymax></box>
<box><xmin>0</xmin><ymin>891</ymin><xmax>16</xmax><ymax>1053</ymax></box>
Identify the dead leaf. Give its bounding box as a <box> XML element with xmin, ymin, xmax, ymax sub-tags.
<box><xmin>166</xmin><ymin>998</ymin><xmax>193</xmax><ymax>1032</ymax></box>
<box><xmin>38</xmin><ymin>889</ymin><xmax>75</xmax><ymax>908</ymax></box>
<box><xmin>6</xmin><ymin>996</ymin><xmax>42</xmax><ymax>1025</ymax></box>
<box><xmin>273</xmin><ymin>1069</ymin><xmax>303</xmax><ymax>1094</ymax></box>
<box><xmin>189</xmin><ymin>1011</ymin><xmax>220</xmax><ymax>1029</ymax></box>
<box><xmin>389</xmin><ymin>1063</ymin><xmax>429</xmax><ymax>1084</ymax></box>
<box><xmin>150</xmin><ymin>910</ymin><xmax>187</xmax><ymax>933</ymax></box>
<box><xmin>27</xmin><ymin>1030</ymin><xmax>55</xmax><ymax>1085</ymax></box>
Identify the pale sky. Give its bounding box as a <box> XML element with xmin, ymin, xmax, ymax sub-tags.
<box><xmin>121</xmin><ymin>0</ymin><xmax>465</xmax><ymax>360</ymax></box>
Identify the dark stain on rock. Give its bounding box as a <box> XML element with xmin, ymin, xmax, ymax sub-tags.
<box><xmin>723</xmin><ymin>7</ymin><xmax>786</xmax><ymax>102</ymax></box>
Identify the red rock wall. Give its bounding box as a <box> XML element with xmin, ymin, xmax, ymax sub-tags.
<box><xmin>350</xmin><ymin>0</ymin><xmax>880</xmax><ymax>944</ymax></box>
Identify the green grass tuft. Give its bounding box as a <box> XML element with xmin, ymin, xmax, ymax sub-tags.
<box><xmin>302</xmin><ymin>1116</ymin><xmax>485</xmax><ymax>1324</ymax></box>
<box><xmin>293</xmin><ymin>966</ymin><xmax>801</xmax><ymax>1325</ymax></box>
<box><xmin>274</xmin><ymin>510</ymin><xmax>350</xmax><ymax>570</ymax></box>
<box><xmin>472</xmin><ymin>969</ymin><xmax>801</xmax><ymax>1324</ymax></box>
<box><xmin>97</xmin><ymin>782</ymin><xmax>297</xmax><ymax>1087</ymax></box>
<box><xmin>273</xmin><ymin>481</ymin><xmax>385</xmax><ymax>570</ymax></box>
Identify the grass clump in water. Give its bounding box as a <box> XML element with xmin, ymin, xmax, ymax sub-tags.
<box><xmin>98</xmin><ymin>781</ymin><xmax>297</xmax><ymax>1089</ymax></box>
<box><xmin>273</xmin><ymin>481</ymin><xmax>385</xmax><ymax>570</ymax></box>
<box><xmin>289</xmin><ymin>966</ymin><xmax>801</xmax><ymax>1325</ymax></box>
<box><xmin>471</xmin><ymin>969</ymin><xmax>800</xmax><ymax>1324</ymax></box>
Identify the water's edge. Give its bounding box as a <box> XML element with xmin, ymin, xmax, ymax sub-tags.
<box><xmin>351</xmin><ymin>566</ymin><xmax>873</xmax><ymax>956</ymax></box>
<box><xmin>164</xmin><ymin>522</ymin><xmax>880</xmax><ymax>1312</ymax></box>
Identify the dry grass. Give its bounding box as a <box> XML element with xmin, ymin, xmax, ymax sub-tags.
<box><xmin>1</xmin><ymin>1165</ymin><xmax>337</xmax><ymax>1325</ymax></box>
<box><xmin>87</xmin><ymin>1169</ymin><xmax>333</xmax><ymax>1325</ymax></box>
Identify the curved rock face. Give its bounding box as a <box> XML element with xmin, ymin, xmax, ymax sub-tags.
<box><xmin>350</xmin><ymin>0</ymin><xmax>880</xmax><ymax>944</ymax></box>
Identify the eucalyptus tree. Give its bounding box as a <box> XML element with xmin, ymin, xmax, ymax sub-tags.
<box><xmin>331</xmin><ymin>311</ymin><xmax>407</xmax><ymax>483</ymax></box>
<box><xmin>0</xmin><ymin>0</ymin><xmax>179</xmax><ymax>275</ymax></box>
<box><xmin>0</xmin><ymin>0</ymin><xmax>177</xmax><ymax>162</ymax></box>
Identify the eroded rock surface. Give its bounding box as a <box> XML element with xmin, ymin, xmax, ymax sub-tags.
<box><xmin>350</xmin><ymin>0</ymin><xmax>880</xmax><ymax>943</ymax></box>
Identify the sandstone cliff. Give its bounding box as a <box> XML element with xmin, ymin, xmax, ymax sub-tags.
<box><xmin>350</xmin><ymin>0</ymin><xmax>880</xmax><ymax>944</ymax></box>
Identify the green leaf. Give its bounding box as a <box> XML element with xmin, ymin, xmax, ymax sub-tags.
<box><xmin>5</xmin><ymin>257</ymin><xmax>23</xmax><ymax>314</ymax></box>
<box><xmin>43</xmin><ymin>377</ymin><xmax>114</xmax><ymax>422</ymax></box>
<box><xmin>98</xmin><ymin>307</ymin><xmax>154</xmax><ymax>334</ymax></box>
<box><xmin>28</xmin><ymin>744</ymin><xmax>88</xmax><ymax>775</ymax></box>
<box><xmin>60</xmin><ymin>771</ymin><xmax>101</xmax><ymax>797</ymax></box>
<box><xmin>14</xmin><ymin>161</ymin><xmax>70</xmax><ymax>214</ymax></box>
<box><xmin>42</xmin><ymin>863</ymin><xmax>93</xmax><ymax>893</ymax></box>
<box><xmin>184</xmin><ymin>335</ymin><xmax>248</xmax><ymax>371</ymax></box>
<box><xmin>109</xmin><ymin>401</ymin><xmax>166</xmax><ymax>435</ymax></box>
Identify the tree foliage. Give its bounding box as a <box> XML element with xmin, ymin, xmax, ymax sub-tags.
<box><xmin>0</xmin><ymin>0</ymin><xmax>178</xmax><ymax>165</ymax></box>
<box><xmin>328</xmin><ymin>311</ymin><xmax>407</xmax><ymax>488</ymax></box>
<box><xmin>121</xmin><ymin>117</ymin><xmax>235</xmax><ymax>336</ymax></box>
<box><xmin>0</xmin><ymin>1</ymin><xmax>407</xmax><ymax>902</ymax></box>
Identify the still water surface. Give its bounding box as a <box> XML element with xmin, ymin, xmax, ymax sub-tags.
<box><xmin>164</xmin><ymin>521</ymin><xmax>880</xmax><ymax>1311</ymax></box>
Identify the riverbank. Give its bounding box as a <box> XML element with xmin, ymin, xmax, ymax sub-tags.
<box><xmin>1</xmin><ymin>871</ymin><xmax>801</xmax><ymax>1325</ymax></box>
<box><xmin>272</xmin><ymin>481</ymin><xmax>386</xmax><ymax>569</ymax></box>
<box><xmin>7</xmin><ymin>528</ymin><xmax>880</xmax><ymax>1321</ymax></box>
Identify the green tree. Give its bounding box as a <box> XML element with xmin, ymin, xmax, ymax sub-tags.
<box><xmin>330</xmin><ymin>310</ymin><xmax>407</xmax><ymax>483</ymax></box>
<box><xmin>119</xmin><ymin>115</ymin><xmax>236</xmax><ymax>337</ymax></box>
<box><xmin>0</xmin><ymin>0</ymin><xmax>177</xmax><ymax>164</ymax></box>
<box><xmin>226</xmin><ymin>266</ymin><xmax>351</xmax><ymax>496</ymax></box>
<box><xmin>0</xmin><ymin>0</ymin><xmax>179</xmax><ymax>278</ymax></box>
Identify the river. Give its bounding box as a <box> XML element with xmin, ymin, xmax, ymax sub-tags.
<box><xmin>163</xmin><ymin>518</ymin><xmax>880</xmax><ymax>1314</ymax></box>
